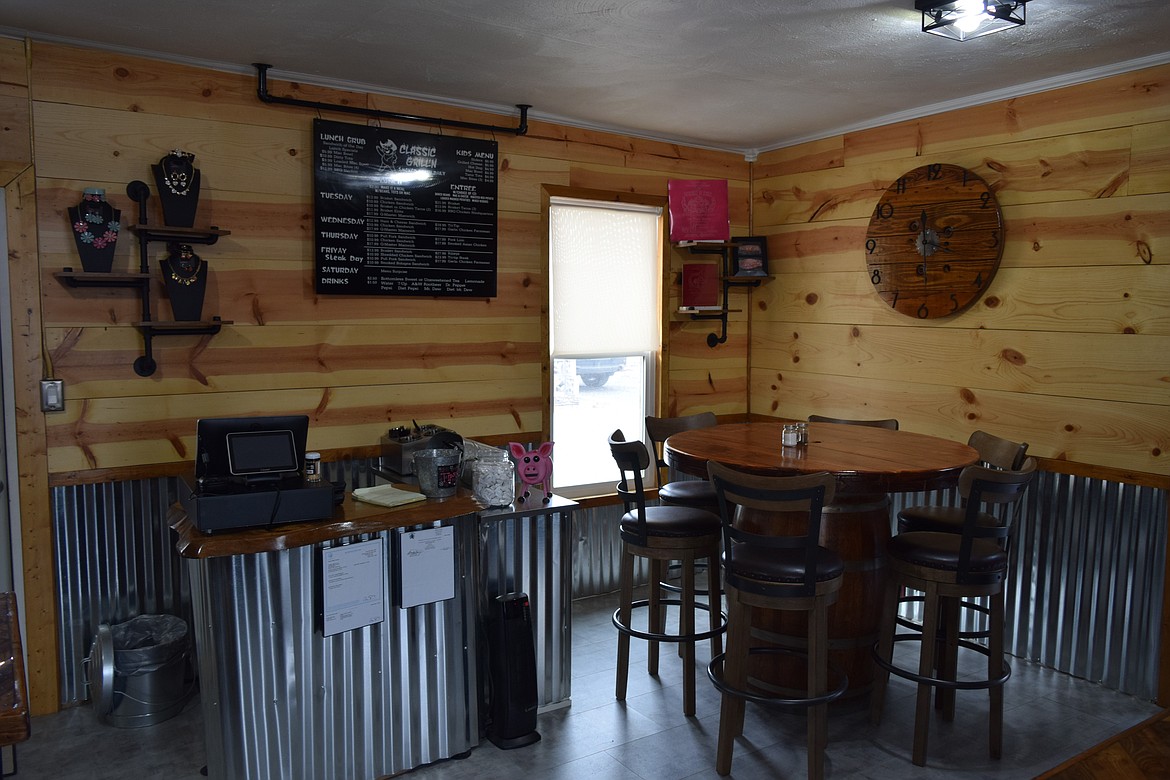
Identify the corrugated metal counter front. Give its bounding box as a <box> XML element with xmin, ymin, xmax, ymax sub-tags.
<box><xmin>172</xmin><ymin>492</ymin><xmax>485</xmax><ymax>780</ymax></box>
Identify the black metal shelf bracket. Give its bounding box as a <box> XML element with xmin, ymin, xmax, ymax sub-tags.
<box><xmin>125</xmin><ymin>181</ymin><xmax>230</xmax><ymax>376</ymax></box>
<box><xmin>254</xmin><ymin>63</ymin><xmax>531</xmax><ymax>136</ymax></box>
<box><xmin>682</xmin><ymin>244</ymin><xmax>763</xmax><ymax>348</ymax></box>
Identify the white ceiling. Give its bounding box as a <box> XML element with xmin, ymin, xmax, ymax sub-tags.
<box><xmin>2</xmin><ymin>1</ymin><xmax>1169</xmax><ymax>157</ymax></box>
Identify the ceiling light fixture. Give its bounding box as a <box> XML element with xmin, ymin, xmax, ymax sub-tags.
<box><xmin>915</xmin><ymin>0</ymin><xmax>1029</xmax><ymax>41</ymax></box>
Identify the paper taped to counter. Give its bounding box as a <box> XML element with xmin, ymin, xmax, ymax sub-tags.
<box><xmin>352</xmin><ymin>484</ymin><xmax>428</xmax><ymax>509</ymax></box>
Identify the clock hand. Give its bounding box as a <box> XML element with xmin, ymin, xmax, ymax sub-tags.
<box><xmin>920</xmin><ymin>209</ymin><xmax>929</xmax><ymax>283</ymax></box>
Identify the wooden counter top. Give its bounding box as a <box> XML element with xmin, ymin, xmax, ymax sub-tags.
<box><xmin>170</xmin><ymin>488</ymin><xmax>485</xmax><ymax>559</ymax></box>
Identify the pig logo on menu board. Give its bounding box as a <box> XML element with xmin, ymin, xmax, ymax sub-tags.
<box><xmin>375</xmin><ymin>138</ymin><xmax>398</xmax><ymax>169</ymax></box>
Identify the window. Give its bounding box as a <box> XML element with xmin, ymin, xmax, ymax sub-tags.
<box><xmin>545</xmin><ymin>191</ymin><xmax>664</xmax><ymax>497</ymax></box>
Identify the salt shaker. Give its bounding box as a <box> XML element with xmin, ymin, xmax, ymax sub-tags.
<box><xmin>782</xmin><ymin>424</ymin><xmax>800</xmax><ymax>447</ymax></box>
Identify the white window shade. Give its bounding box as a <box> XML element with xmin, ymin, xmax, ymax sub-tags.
<box><xmin>549</xmin><ymin>199</ymin><xmax>661</xmax><ymax>356</ymax></box>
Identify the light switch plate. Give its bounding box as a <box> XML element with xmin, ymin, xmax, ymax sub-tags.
<box><xmin>40</xmin><ymin>379</ymin><xmax>64</xmax><ymax>412</ymax></box>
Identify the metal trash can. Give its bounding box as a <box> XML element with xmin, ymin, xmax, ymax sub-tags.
<box><xmin>88</xmin><ymin>614</ymin><xmax>194</xmax><ymax>728</ymax></box>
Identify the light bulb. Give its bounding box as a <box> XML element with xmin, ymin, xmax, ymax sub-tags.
<box><xmin>955</xmin><ymin>0</ymin><xmax>989</xmax><ymax>33</ymax></box>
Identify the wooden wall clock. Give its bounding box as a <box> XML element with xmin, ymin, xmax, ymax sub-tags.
<box><xmin>864</xmin><ymin>163</ymin><xmax>1004</xmax><ymax>319</ymax></box>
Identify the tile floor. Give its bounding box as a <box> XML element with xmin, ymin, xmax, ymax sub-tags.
<box><xmin>16</xmin><ymin>588</ymin><xmax>1162</xmax><ymax>779</ymax></box>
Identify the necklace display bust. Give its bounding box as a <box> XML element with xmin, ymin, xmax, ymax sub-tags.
<box><xmin>68</xmin><ymin>188</ymin><xmax>121</xmax><ymax>272</ymax></box>
<box><xmin>152</xmin><ymin>149</ymin><xmax>201</xmax><ymax>227</ymax></box>
<box><xmin>160</xmin><ymin>242</ymin><xmax>207</xmax><ymax>321</ymax></box>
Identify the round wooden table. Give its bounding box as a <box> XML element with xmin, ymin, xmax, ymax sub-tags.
<box><xmin>665</xmin><ymin>421</ymin><xmax>978</xmax><ymax>694</ymax></box>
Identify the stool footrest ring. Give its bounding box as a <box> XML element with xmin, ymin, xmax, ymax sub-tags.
<box><xmin>872</xmin><ymin>633</ymin><xmax>1011</xmax><ymax>691</ymax></box>
<box><xmin>612</xmin><ymin>599</ymin><xmax>727</xmax><ymax>644</ymax></box>
<box><xmin>707</xmin><ymin>647</ymin><xmax>848</xmax><ymax>708</ymax></box>
<box><xmin>895</xmin><ymin>594</ymin><xmax>993</xmax><ymax>640</ymax></box>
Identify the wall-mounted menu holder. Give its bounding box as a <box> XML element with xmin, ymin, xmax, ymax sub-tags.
<box><xmin>676</xmin><ymin>242</ymin><xmax>767</xmax><ymax>347</ymax></box>
<box><xmin>55</xmin><ymin>180</ymin><xmax>232</xmax><ymax>377</ymax></box>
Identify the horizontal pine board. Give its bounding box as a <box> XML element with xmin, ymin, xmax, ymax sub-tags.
<box><xmin>44</xmin><ymin>379</ymin><xmax>543</xmax><ymax>472</ymax></box>
<box><xmin>752</xmin><ymin>265</ymin><xmax>1170</xmax><ymax>335</ymax></box>
<box><xmin>754</xmin><ymin>193</ymin><xmax>1169</xmax><ymax>275</ymax></box>
<box><xmin>841</xmin><ymin>63</ymin><xmax>1170</xmax><ymax>167</ymax></box>
<box><xmin>750</xmin><ymin>369</ymin><xmax>1168</xmax><ymax>476</ymax></box>
<box><xmin>756</xmin><ymin>127</ymin><xmax>1133</xmax><ymax>225</ymax></box>
<box><xmin>46</xmin><ymin>321</ymin><xmax>542</xmax><ymax>396</ymax></box>
<box><xmin>752</xmin><ymin>322</ymin><xmax>1167</xmax><ymax>406</ymax></box>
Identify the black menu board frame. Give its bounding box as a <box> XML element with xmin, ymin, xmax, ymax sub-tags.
<box><xmin>313</xmin><ymin>118</ymin><xmax>498</xmax><ymax>297</ymax></box>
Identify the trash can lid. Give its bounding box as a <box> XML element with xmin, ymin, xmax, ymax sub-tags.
<box><xmin>88</xmin><ymin>624</ymin><xmax>115</xmax><ymax>715</ymax></box>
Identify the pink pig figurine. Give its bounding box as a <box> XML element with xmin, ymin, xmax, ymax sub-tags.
<box><xmin>508</xmin><ymin>441</ymin><xmax>554</xmax><ymax>503</ymax></box>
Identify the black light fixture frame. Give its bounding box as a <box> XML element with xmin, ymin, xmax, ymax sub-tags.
<box><xmin>915</xmin><ymin>1</ymin><xmax>1028</xmax><ymax>41</ymax></box>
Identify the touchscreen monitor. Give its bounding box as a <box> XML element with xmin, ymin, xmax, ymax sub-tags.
<box><xmin>196</xmin><ymin>414</ymin><xmax>310</xmax><ymax>484</ymax></box>
<box><xmin>227</xmin><ymin>429</ymin><xmax>299</xmax><ymax>479</ymax></box>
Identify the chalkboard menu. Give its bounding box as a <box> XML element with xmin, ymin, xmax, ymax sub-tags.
<box><xmin>313</xmin><ymin>118</ymin><xmax>498</xmax><ymax>297</ymax></box>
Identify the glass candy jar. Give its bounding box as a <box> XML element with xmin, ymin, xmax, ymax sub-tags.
<box><xmin>473</xmin><ymin>453</ymin><xmax>515</xmax><ymax>507</ymax></box>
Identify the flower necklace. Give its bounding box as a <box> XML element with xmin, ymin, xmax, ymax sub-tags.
<box><xmin>168</xmin><ymin>245</ymin><xmax>202</xmax><ymax>286</ymax></box>
<box><xmin>161</xmin><ymin>150</ymin><xmax>195</xmax><ymax>196</ymax></box>
<box><xmin>72</xmin><ymin>191</ymin><xmax>119</xmax><ymax>250</ymax></box>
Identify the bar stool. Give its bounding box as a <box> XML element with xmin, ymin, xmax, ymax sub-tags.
<box><xmin>869</xmin><ymin>459</ymin><xmax>1037</xmax><ymax>767</ymax></box>
<box><xmin>807</xmin><ymin>414</ymin><xmax>899</xmax><ymax>430</ymax></box>
<box><xmin>646</xmin><ymin>413</ymin><xmax>719</xmax><ymax>607</ymax></box>
<box><xmin>608</xmin><ymin>430</ymin><xmax>726</xmax><ymax>716</ymax></box>
<box><xmin>705</xmin><ymin>462</ymin><xmax>848</xmax><ymax>779</ymax></box>
<box><xmin>645</xmin><ymin>412</ymin><xmax>719</xmax><ymax>512</ymax></box>
<box><xmin>897</xmin><ymin>430</ymin><xmax>1028</xmax><ymax>535</ymax></box>
<box><xmin>894</xmin><ymin>431</ymin><xmax>1029</xmax><ymax>649</ymax></box>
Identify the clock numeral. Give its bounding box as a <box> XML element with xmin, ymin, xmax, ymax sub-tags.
<box><xmin>895</xmin><ymin>177</ymin><xmax>907</xmax><ymax>194</ymax></box>
<box><xmin>989</xmin><ymin>230</ymin><xmax>999</xmax><ymax>248</ymax></box>
<box><xmin>917</xmin><ymin>303</ymin><xmax>930</xmax><ymax>318</ymax></box>
<box><xmin>962</xmin><ymin>169</ymin><xmax>970</xmax><ymax>186</ymax></box>
<box><xmin>866</xmin><ymin>238</ymin><xmax>876</xmax><ymax>254</ymax></box>
<box><xmin>874</xmin><ymin>202</ymin><xmax>894</xmax><ymax>220</ymax></box>
<box><xmin>974</xmin><ymin>271</ymin><xmax>984</xmax><ymax>289</ymax></box>
<box><xmin>891</xmin><ymin>290</ymin><xmax>899</xmax><ymax>307</ymax></box>
<box><xmin>950</xmin><ymin>294</ymin><xmax>959</xmax><ymax>312</ymax></box>
<box><xmin>927</xmin><ymin>163</ymin><xmax>943</xmax><ymax>180</ymax></box>
<box><xmin>870</xmin><ymin>268</ymin><xmax>882</xmax><ymax>285</ymax></box>
<box><xmin>980</xmin><ymin>192</ymin><xmax>992</xmax><ymax>208</ymax></box>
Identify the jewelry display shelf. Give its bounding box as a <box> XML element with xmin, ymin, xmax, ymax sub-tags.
<box><xmin>55</xmin><ymin>180</ymin><xmax>232</xmax><ymax>377</ymax></box>
<box><xmin>54</xmin><ymin>270</ymin><xmax>152</xmax><ymax>288</ymax></box>
<box><xmin>677</xmin><ymin>242</ymin><xmax>767</xmax><ymax>347</ymax></box>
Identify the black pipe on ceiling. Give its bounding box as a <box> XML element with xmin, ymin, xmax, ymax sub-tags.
<box><xmin>254</xmin><ymin>63</ymin><xmax>530</xmax><ymax>136</ymax></box>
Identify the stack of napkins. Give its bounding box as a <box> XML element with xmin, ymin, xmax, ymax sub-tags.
<box><xmin>351</xmin><ymin>484</ymin><xmax>427</xmax><ymax>509</ymax></box>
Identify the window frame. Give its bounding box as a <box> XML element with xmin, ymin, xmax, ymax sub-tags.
<box><xmin>540</xmin><ymin>185</ymin><xmax>670</xmax><ymax>496</ymax></box>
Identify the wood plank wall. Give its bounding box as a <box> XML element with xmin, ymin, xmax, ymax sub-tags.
<box><xmin>751</xmin><ymin>64</ymin><xmax>1170</xmax><ymax>482</ymax></box>
<box><xmin>2</xmin><ymin>38</ymin><xmax>750</xmax><ymax>712</ymax></box>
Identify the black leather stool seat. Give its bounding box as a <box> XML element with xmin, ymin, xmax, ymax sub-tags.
<box><xmin>726</xmin><ymin>545</ymin><xmax>844</xmax><ymax>586</ymax></box>
<box><xmin>889</xmin><ymin>532</ymin><xmax>1008</xmax><ymax>583</ymax></box>
<box><xmin>898</xmin><ymin>505</ymin><xmax>1002</xmax><ymax>535</ymax></box>
<box><xmin>619</xmin><ymin>505</ymin><xmax>720</xmax><ymax>540</ymax></box>
<box><xmin>658</xmin><ymin>479</ymin><xmax>718</xmax><ymax>509</ymax></box>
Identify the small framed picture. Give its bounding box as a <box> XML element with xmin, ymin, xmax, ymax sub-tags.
<box><xmin>732</xmin><ymin>236</ymin><xmax>768</xmax><ymax>277</ymax></box>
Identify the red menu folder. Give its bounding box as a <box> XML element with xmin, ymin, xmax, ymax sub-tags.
<box><xmin>682</xmin><ymin>263</ymin><xmax>720</xmax><ymax>309</ymax></box>
<box><xmin>668</xmin><ymin>179</ymin><xmax>730</xmax><ymax>243</ymax></box>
